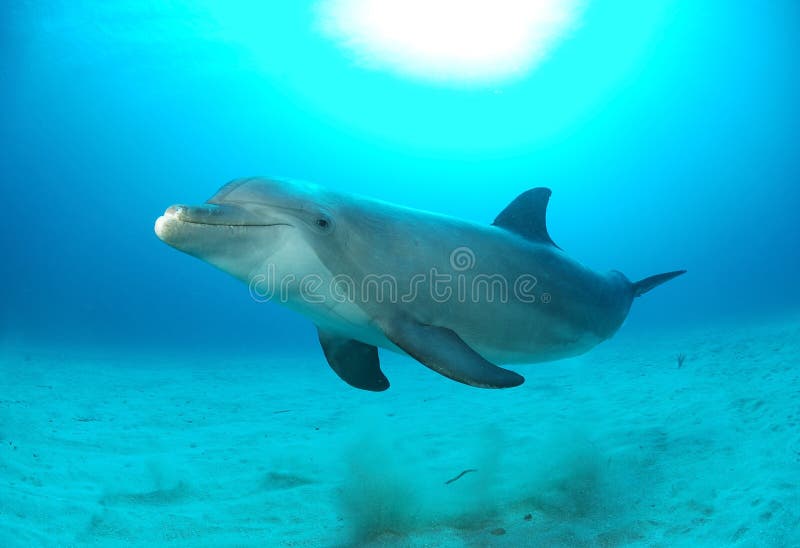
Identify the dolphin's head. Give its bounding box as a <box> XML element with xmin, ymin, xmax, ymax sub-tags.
<box><xmin>155</xmin><ymin>177</ymin><xmax>341</xmax><ymax>282</ymax></box>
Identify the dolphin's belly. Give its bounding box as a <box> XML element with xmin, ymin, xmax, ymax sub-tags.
<box><xmin>304</xmin><ymin>299</ymin><xmax>607</xmax><ymax>365</ymax></box>
<box><xmin>465</xmin><ymin>307</ymin><xmax>616</xmax><ymax>365</ymax></box>
<box><xmin>294</xmin><ymin>287</ymin><xmax>616</xmax><ymax>363</ymax></box>
<box><xmin>474</xmin><ymin>331</ymin><xmax>603</xmax><ymax>364</ymax></box>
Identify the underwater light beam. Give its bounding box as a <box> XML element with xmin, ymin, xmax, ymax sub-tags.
<box><xmin>318</xmin><ymin>0</ymin><xmax>584</xmax><ymax>84</ymax></box>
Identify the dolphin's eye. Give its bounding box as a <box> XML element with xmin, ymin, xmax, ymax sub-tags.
<box><xmin>315</xmin><ymin>217</ymin><xmax>331</xmax><ymax>231</ymax></box>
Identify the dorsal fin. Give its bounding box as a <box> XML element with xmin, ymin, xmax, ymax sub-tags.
<box><xmin>492</xmin><ymin>187</ymin><xmax>560</xmax><ymax>249</ymax></box>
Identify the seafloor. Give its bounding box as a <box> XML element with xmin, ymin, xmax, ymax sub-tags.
<box><xmin>2</xmin><ymin>317</ymin><xmax>799</xmax><ymax>547</ymax></box>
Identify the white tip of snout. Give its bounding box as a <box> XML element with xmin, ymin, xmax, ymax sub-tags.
<box><xmin>154</xmin><ymin>207</ymin><xmax>180</xmax><ymax>241</ymax></box>
<box><xmin>154</xmin><ymin>215</ymin><xmax>167</xmax><ymax>240</ymax></box>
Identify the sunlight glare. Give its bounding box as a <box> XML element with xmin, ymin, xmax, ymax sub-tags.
<box><xmin>317</xmin><ymin>0</ymin><xmax>584</xmax><ymax>84</ymax></box>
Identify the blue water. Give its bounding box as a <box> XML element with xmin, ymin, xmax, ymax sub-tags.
<box><xmin>3</xmin><ymin>0</ymin><xmax>798</xmax><ymax>352</ymax></box>
<box><xmin>2</xmin><ymin>1</ymin><xmax>799</xmax><ymax>545</ymax></box>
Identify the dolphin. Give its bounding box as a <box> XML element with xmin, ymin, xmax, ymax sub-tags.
<box><xmin>155</xmin><ymin>177</ymin><xmax>685</xmax><ymax>391</ymax></box>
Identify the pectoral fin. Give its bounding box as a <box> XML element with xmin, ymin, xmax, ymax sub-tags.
<box><xmin>379</xmin><ymin>318</ymin><xmax>524</xmax><ymax>389</ymax></box>
<box><xmin>317</xmin><ymin>328</ymin><xmax>389</xmax><ymax>392</ymax></box>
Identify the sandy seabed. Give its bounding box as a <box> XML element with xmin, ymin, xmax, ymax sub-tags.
<box><xmin>1</xmin><ymin>317</ymin><xmax>799</xmax><ymax>547</ymax></box>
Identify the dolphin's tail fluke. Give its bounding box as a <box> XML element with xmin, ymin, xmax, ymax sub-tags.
<box><xmin>632</xmin><ymin>270</ymin><xmax>686</xmax><ymax>297</ymax></box>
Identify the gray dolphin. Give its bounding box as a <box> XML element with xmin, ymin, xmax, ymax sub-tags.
<box><xmin>155</xmin><ymin>177</ymin><xmax>685</xmax><ymax>391</ymax></box>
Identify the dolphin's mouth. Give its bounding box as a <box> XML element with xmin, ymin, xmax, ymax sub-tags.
<box><xmin>154</xmin><ymin>203</ymin><xmax>291</xmax><ymax>244</ymax></box>
<box><xmin>160</xmin><ymin>204</ymin><xmax>290</xmax><ymax>228</ymax></box>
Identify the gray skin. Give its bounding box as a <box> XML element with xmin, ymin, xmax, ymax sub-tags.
<box><xmin>155</xmin><ymin>177</ymin><xmax>685</xmax><ymax>391</ymax></box>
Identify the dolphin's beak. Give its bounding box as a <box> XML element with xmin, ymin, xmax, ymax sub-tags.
<box><xmin>154</xmin><ymin>203</ymin><xmax>289</xmax><ymax>245</ymax></box>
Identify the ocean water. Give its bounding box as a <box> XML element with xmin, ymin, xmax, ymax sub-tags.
<box><xmin>2</xmin><ymin>1</ymin><xmax>799</xmax><ymax>546</ymax></box>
